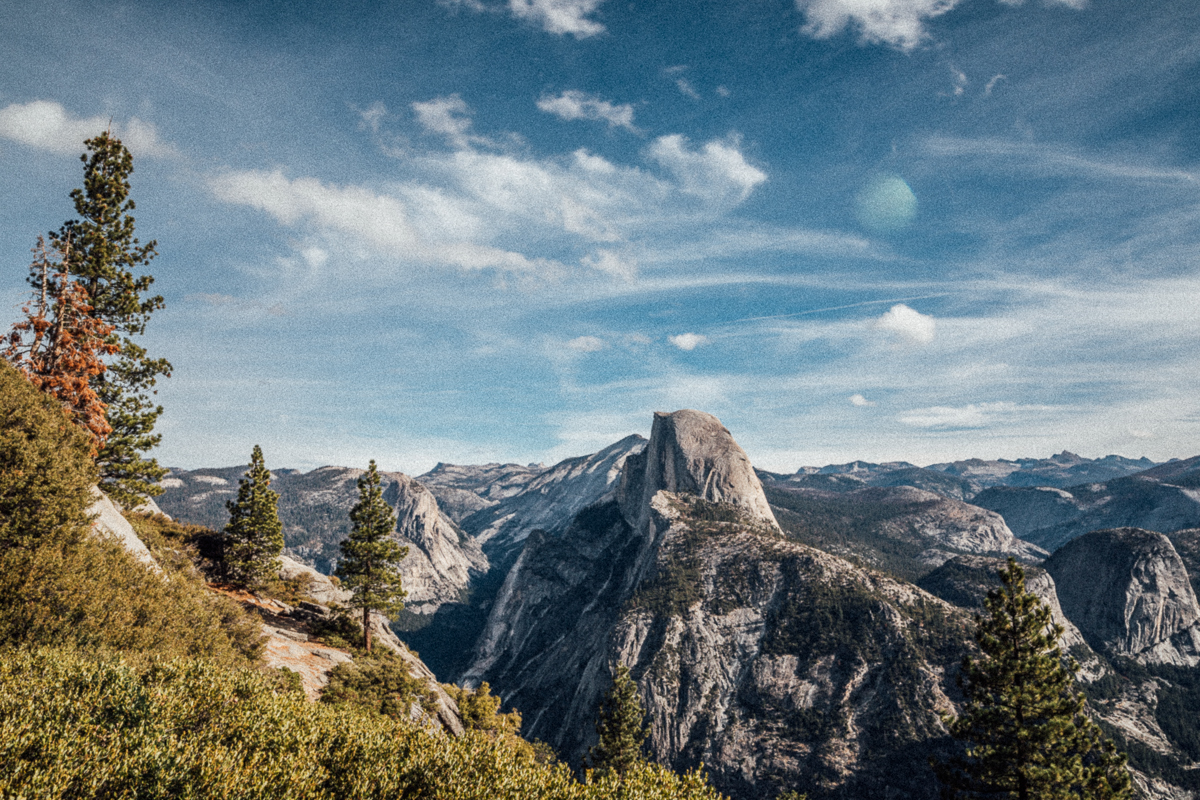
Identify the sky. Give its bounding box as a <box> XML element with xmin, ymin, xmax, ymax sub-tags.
<box><xmin>2</xmin><ymin>0</ymin><xmax>1199</xmax><ymax>474</ymax></box>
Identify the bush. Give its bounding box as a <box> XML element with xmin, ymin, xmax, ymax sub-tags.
<box><xmin>321</xmin><ymin>652</ymin><xmax>437</xmax><ymax>720</ymax></box>
<box><xmin>0</xmin><ymin>648</ymin><xmax>727</xmax><ymax>800</ymax></box>
<box><xmin>0</xmin><ymin>360</ymin><xmax>96</xmax><ymax>548</ymax></box>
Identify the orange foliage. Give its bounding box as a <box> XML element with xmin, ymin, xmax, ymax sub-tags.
<box><xmin>5</xmin><ymin>237</ymin><xmax>120</xmax><ymax>453</ymax></box>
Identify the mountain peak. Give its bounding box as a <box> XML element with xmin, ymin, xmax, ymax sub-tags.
<box><xmin>618</xmin><ymin>409</ymin><xmax>777</xmax><ymax>532</ymax></box>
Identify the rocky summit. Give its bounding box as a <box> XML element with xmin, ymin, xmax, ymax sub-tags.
<box><xmin>1045</xmin><ymin>528</ymin><xmax>1200</xmax><ymax>666</ymax></box>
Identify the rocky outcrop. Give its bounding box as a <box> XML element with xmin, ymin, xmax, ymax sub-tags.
<box><xmin>765</xmin><ymin>484</ymin><xmax>1045</xmax><ymax>582</ymax></box>
<box><xmin>262</xmin><ymin>557</ymin><xmax>465</xmax><ymax>734</ymax></box>
<box><xmin>386</xmin><ymin>475</ymin><xmax>487</xmax><ymax>614</ymax></box>
<box><xmin>979</xmin><ymin>477</ymin><xmax>1200</xmax><ymax>553</ymax></box>
<box><xmin>971</xmin><ymin>485</ymin><xmax>1088</xmax><ymax>539</ymax></box>
<box><xmin>418</xmin><ymin>461</ymin><xmax>545</xmax><ymax>505</ymax></box>
<box><xmin>1044</xmin><ymin>528</ymin><xmax>1200</xmax><ymax>666</ymax></box>
<box><xmin>88</xmin><ymin>487</ymin><xmax>159</xmax><ymax>572</ymax></box>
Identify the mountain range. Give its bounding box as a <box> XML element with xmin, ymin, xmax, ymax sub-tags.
<box><xmin>156</xmin><ymin>417</ymin><xmax>1200</xmax><ymax>800</ymax></box>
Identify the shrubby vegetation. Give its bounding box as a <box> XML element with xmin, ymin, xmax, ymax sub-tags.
<box><xmin>0</xmin><ymin>361</ymin><xmax>261</xmax><ymax>664</ymax></box>
<box><xmin>0</xmin><ymin>649</ymin><xmax>724</xmax><ymax>800</ymax></box>
<box><xmin>321</xmin><ymin>652</ymin><xmax>438</xmax><ymax>720</ymax></box>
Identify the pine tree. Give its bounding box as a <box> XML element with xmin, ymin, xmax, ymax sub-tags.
<box><xmin>937</xmin><ymin>558</ymin><xmax>1132</xmax><ymax>800</ymax></box>
<box><xmin>222</xmin><ymin>445</ymin><xmax>284</xmax><ymax>589</ymax></box>
<box><xmin>5</xmin><ymin>236</ymin><xmax>119</xmax><ymax>453</ymax></box>
<box><xmin>589</xmin><ymin>664</ymin><xmax>648</xmax><ymax>778</ymax></box>
<box><xmin>52</xmin><ymin>132</ymin><xmax>170</xmax><ymax>507</ymax></box>
<box><xmin>335</xmin><ymin>461</ymin><xmax>407</xmax><ymax>652</ymax></box>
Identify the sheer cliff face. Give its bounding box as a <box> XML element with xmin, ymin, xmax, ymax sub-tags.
<box><xmin>1045</xmin><ymin>528</ymin><xmax>1200</xmax><ymax>666</ymax></box>
<box><xmin>465</xmin><ymin>410</ymin><xmax>966</xmax><ymax>800</ymax></box>
<box><xmin>386</xmin><ymin>474</ymin><xmax>487</xmax><ymax>614</ymax></box>
<box><xmin>618</xmin><ymin>410</ymin><xmax>778</xmax><ymax>536</ymax></box>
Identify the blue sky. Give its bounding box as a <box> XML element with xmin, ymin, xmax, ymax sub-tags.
<box><xmin>2</xmin><ymin>0</ymin><xmax>1199</xmax><ymax>473</ymax></box>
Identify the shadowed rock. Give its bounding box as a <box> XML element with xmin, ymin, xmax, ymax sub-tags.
<box><xmin>1044</xmin><ymin>528</ymin><xmax>1200</xmax><ymax>666</ymax></box>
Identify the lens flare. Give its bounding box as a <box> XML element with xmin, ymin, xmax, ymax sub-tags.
<box><xmin>855</xmin><ymin>175</ymin><xmax>917</xmax><ymax>233</ymax></box>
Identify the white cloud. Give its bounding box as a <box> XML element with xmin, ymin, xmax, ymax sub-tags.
<box><xmin>984</xmin><ymin>74</ymin><xmax>1007</xmax><ymax>96</ymax></box>
<box><xmin>669</xmin><ymin>333</ymin><xmax>709</xmax><ymax>351</ymax></box>
<box><xmin>207</xmin><ymin>169</ymin><xmax>556</xmax><ymax>275</ymax></box>
<box><xmin>0</xmin><ymin>100</ymin><xmax>174</xmax><ymax>158</ymax></box>
<box><xmin>412</xmin><ymin>95</ymin><xmax>481</xmax><ymax>150</ymax></box>
<box><xmin>647</xmin><ymin>134</ymin><xmax>767</xmax><ymax>203</ymax></box>
<box><xmin>849</xmin><ymin>393</ymin><xmax>876</xmax><ymax>407</ymax></box>
<box><xmin>567</xmin><ymin>335</ymin><xmax>606</xmax><ymax>352</ymax></box>
<box><xmin>898</xmin><ymin>401</ymin><xmax>1057</xmax><ymax>429</ymax></box>
<box><xmin>358</xmin><ymin>101</ymin><xmax>387</xmax><ymax>133</ymax></box>
<box><xmin>509</xmin><ymin>0</ymin><xmax>605</xmax><ymax>37</ymax></box>
<box><xmin>874</xmin><ymin>303</ymin><xmax>935</xmax><ymax>345</ymax></box>
<box><xmin>795</xmin><ymin>0</ymin><xmax>960</xmax><ymax>51</ymax></box>
<box><xmin>536</xmin><ymin>90</ymin><xmax>637</xmax><ymax>132</ymax></box>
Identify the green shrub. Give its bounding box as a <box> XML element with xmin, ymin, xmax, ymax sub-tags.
<box><xmin>0</xmin><ymin>360</ymin><xmax>96</xmax><ymax>548</ymax></box>
<box><xmin>0</xmin><ymin>648</ymin><xmax>727</xmax><ymax>800</ymax></box>
<box><xmin>321</xmin><ymin>652</ymin><xmax>437</xmax><ymax>719</ymax></box>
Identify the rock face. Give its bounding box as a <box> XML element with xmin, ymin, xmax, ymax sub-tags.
<box><xmin>386</xmin><ymin>474</ymin><xmax>487</xmax><ymax>614</ymax></box>
<box><xmin>462</xmin><ymin>434</ymin><xmax>647</xmax><ymax>561</ymax></box>
<box><xmin>1044</xmin><ymin>528</ymin><xmax>1200</xmax><ymax>666</ymax></box>
<box><xmin>464</xmin><ymin>410</ymin><xmax>966</xmax><ymax>800</ymax></box>
<box><xmin>917</xmin><ymin>554</ymin><xmax>1103</xmax><ymax>679</ymax></box>
<box><xmin>618</xmin><ymin>411</ymin><xmax>778</xmax><ymax>535</ymax></box>
<box><xmin>88</xmin><ymin>487</ymin><xmax>159</xmax><ymax>572</ymax></box>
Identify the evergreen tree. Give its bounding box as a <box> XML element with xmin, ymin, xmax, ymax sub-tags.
<box><xmin>52</xmin><ymin>132</ymin><xmax>170</xmax><ymax>507</ymax></box>
<box><xmin>222</xmin><ymin>445</ymin><xmax>284</xmax><ymax>589</ymax></box>
<box><xmin>589</xmin><ymin>664</ymin><xmax>648</xmax><ymax>778</ymax></box>
<box><xmin>937</xmin><ymin>558</ymin><xmax>1132</xmax><ymax>800</ymax></box>
<box><xmin>335</xmin><ymin>461</ymin><xmax>407</xmax><ymax>652</ymax></box>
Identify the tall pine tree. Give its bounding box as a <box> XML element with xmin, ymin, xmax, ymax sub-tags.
<box><xmin>335</xmin><ymin>461</ymin><xmax>407</xmax><ymax>652</ymax></box>
<box><xmin>52</xmin><ymin>132</ymin><xmax>170</xmax><ymax>507</ymax></box>
<box><xmin>937</xmin><ymin>558</ymin><xmax>1132</xmax><ymax>800</ymax></box>
<box><xmin>589</xmin><ymin>664</ymin><xmax>649</xmax><ymax>778</ymax></box>
<box><xmin>222</xmin><ymin>445</ymin><xmax>284</xmax><ymax>589</ymax></box>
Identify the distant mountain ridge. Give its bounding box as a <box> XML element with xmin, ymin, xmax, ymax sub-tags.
<box><xmin>155</xmin><ymin>436</ymin><xmax>1200</xmax><ymax>800</ymax></box>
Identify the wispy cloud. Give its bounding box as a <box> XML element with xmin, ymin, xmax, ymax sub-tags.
<box><xmin>567</xmin><ymin>335</ymin><xmax>606</xmax><ymax>352</ymax></box>
<box><xmin>206</xmin><ymin>169</ymin><xmax>559</xmax><ymax>275</ymax></box>
<box><xmin>794</xmin><ymin>0</ymin><xmax>962</xmax><ymax>51</ymax></box>
<box><xmin>536</xmin><ymin>90</ymin><xmax>638</xmax><ymax>132</ymax></box>
<box><xmin>898</xmin><ymin>401</ymin><xmax>1060</xmax><ymax>429</ymax></box>
<box><xmin>849</xmin><ymin>393</ymin><xmax>876</xmax><ymax>407</ymax></box>
<box><xmin>0</xmin><ymin>100</ymin><xmax>175</xmax><ymax>158</ymax></box>
<box><xmin>209</xmin><ymin>97</ymin><xmax>780</xmax><ymax>285</ymax></box>
<box><xmin>922</xmin><ymin>135</ymin><xmax>1200</xmax><ymax>182</ymax></box>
